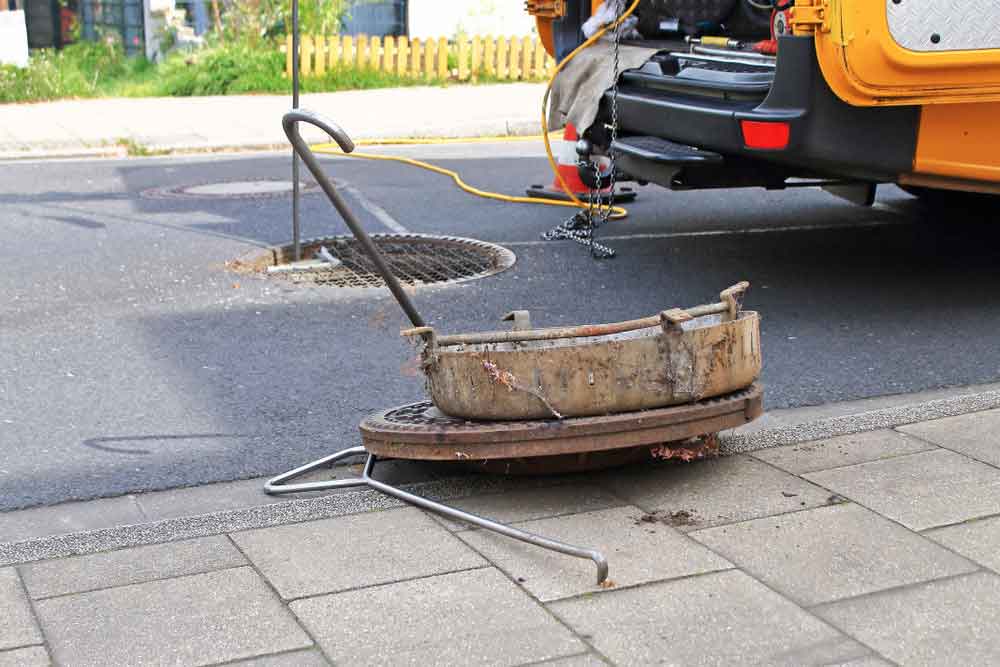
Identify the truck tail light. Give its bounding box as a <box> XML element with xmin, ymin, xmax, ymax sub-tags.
<box><xmin>740</xmin><ymin>120</ymin><xmax>790</xmax><ymax>150</ymax></box>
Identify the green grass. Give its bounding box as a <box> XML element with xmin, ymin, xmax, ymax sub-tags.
<box><xmin>0</xmin><ymin>40</ymin><xmax>155</xmax><ymax>103</ymax></box>
<box><xmin>114</xmin><ymin>137</ymin><xmax>170</xmax><ymax>156</ymax></box>
<box><xmin>1</xmin><ymin>38</ymin><xmax>455</xmax><ymax>104</ymax></box>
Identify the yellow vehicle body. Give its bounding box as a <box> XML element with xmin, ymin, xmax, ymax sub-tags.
<box><xmin>534</xmin><ymin>0</ymin><xmax>1000</xmax><ymax>194</ymax></box>
<box><xmin>794</xmin><ymin>0</ymin><xmax>1000</xmax><ymax>192</ymax></box>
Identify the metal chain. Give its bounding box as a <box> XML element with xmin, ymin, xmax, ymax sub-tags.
<box><xmin>601</xmin><ymin>7</ymin><xmax>622</xmax><ymax>227</ymax></box>
<box><xmin>541</xmin><ymin>3</ymin><xmax>624</xmax><ymax>260</ymax></box>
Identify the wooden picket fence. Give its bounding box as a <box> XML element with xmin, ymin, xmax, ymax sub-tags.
<box><xmin>283</xmin><ymin>35</ymin><xmax>557</xmax><ymax>82</ymax></box>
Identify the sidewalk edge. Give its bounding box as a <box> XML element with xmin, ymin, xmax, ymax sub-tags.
<box><xmin>0</xmin><ymin>120</ymin><xmax>542</xmax><ymax>161</ymax></box>
<box><xmin>3</xmin><ymin>382</ymin><xmax>999</xmax><ymax>567</ymax></box>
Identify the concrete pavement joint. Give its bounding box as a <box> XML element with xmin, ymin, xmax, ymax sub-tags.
<box><xmin>749</xmin><ymin>445</ymin><xmax>940</xmax><ymax>476</ymax></box>
<box><xmin>447</xmin><ymin>517</ymin><xmax>620</xmax><ymax>667</ymax></box>
<box><xmin>28</xmin><ymin>563</ymin><xmax>249</xmax><ymax>603</ymax></box>
<box><xmin>223</xmin><ymin>533</ymin><xmax>331</xmax><ymax>664</ymax></box>
<box><xmin>280</xmin><ymin>563</ymin><xmax>492</xmax><ymax>604</ymax></box>
<box><xmin>211</xmin><ymin>647</ymin><xmax>327</xmax><ymax>667</ymax></box>
<box><xmin>10</xmin><ymin>569</ymin><xmax>51</xmax><ymax>663</ymax></box>
<box><xmin>808</xmin><ymin>569</ymin><xmax>984</xmax><ymax>615</ymax></box>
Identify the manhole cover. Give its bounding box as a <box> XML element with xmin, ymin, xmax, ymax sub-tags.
<box><xmin>141</xmin><ymin>179</ymin><xmax>319</xmax><ymax>200</ymax></box>
<box><xmin>233</xmin><ymin>234</ymin><xmax>516</xmax><ymax>289</ymax></box>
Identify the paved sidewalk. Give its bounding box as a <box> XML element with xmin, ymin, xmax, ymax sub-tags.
<box><xmin>0</xmin><ymin>83</ymin><xmax>545</xmax><ymax>160</ymax></box>
<box><xmin>4</xmin><ymin>393</ymin><xmax>1000</xmax><ymax>665</ymax></box>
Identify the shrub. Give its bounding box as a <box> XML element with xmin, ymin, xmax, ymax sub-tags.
<box><xmin>154</xmin><ymin>41</ymin><xmax>286</xmax><ymax>96</ymax></box>
<box><xmin>0</xmin><ymin>37</ymin><xmax>152</xmax><ymax>103</ymax></box>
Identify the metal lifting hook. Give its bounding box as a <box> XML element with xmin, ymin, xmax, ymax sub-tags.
<box><xmin>282</xmin><ymin>109</ymin><xmax>425</xmax><ymax>329</ymax></box>
<box><xmin>272</xmin><ymin>109</ymin><xmax>611</xmax><ymax>584</ymax></box>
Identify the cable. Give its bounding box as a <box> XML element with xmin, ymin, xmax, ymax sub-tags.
<box><xmin>310</xmin><ymin>2</ymin><xmax>644</xmax><ymax>222</ymax></box>
<box><xmin>310</xmin><ymin>144</ymin><xmax>619</xmax><ymax>215</ymax></box>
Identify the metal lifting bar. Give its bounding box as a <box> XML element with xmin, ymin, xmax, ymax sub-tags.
<box><xmin>290</xmin><ymin>0</ymin><xmax>301</xmax><ymax>261</ymax></box>
<box><xmin>269</xmin><ymin>109</ymin><xmax>610</xmax><ymax>584</ymax></box>
<box><xmin>265</xmin><ymin>447</ymin><xmax>609</xmax><ymax>583</ymax></box>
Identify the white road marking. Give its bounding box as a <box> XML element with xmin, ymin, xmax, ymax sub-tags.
<box><xmin>500</xmin><ymin>218</ymin><xmax>908</xmax><ymax>246</ymax></box>
<box><xmin>339</xmin><ymin>181</ymin><xmax>409</xmax><ymax>233</ymax></box>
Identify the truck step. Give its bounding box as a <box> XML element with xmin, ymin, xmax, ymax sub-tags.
<box><xmin>610</xmin><ymin>136</ymin><xmax>724</xmax><ymax>166</ymax></box>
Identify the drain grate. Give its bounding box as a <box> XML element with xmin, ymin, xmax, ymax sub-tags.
<box><xmin>141</xmin><ymin>179</ymin><xmax>319</xmax><ymax>200</ymax></box>
<box><xmin>240</xmin><ymin>234</ymin><xmax>516</xmax><ymax>289</ymax></box>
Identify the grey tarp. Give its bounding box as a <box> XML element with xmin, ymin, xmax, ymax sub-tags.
<box><xmin>547</xmin><ymin>38</ymin><xmax>660</xmax><ymax>133</ymax></box>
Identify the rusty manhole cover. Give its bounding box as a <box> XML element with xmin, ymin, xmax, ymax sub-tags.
<box><xmin>141</xmin><ymin>179</ymin><xmax>319</xmax><ymax>200</ymax></box>
<box><xmin>360</xmin><ymin>384</ymin><xmax>764</xmax><ymax>466</ymax></box>
<box><xmin>234</xmin><ymin>234</ymin><xmax>516</xmax><ymax>289</ymax></box>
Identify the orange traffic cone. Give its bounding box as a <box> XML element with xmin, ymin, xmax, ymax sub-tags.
<box><xmin>526</xmin><ymin>123</ymin><xmax>636</xmax><ymax>203</ymax></box>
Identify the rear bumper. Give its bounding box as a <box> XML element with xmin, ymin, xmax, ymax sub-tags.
<box><xmin>607</xmin><ymin>36</ymin><xmax>921</xmax><ymax>182</ymax></box>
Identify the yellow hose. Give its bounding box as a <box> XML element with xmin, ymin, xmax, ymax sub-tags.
<box><xmin>312</xmin><ymin>1</ymin><xmax>643</xmax><ymax>221</ymax></box>
<box><xmin>309</xmin><ymin>147</ymin><xmax>614</xmax><ymax>213</ymax></box>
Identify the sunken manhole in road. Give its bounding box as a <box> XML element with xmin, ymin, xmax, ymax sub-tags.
<box><xmin>232</xmin><ymin>234</ymin><xmax>516</xmax><ymax>289</ymax></box>
<box><xmin>141</xmin><ymin>179</ymin><xmax>319</xmax><ymax>200</ymax></box>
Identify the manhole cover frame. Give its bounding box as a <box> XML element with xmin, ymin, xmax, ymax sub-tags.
<box><xmin>141</xmin><ymin>178</ymin><xmax>321</xmax><ymax>200</ymax></box>
<box><xmin>235</xmin><ymin>233</ymin><xmax>517</xmax><ymax>289</ymax></box>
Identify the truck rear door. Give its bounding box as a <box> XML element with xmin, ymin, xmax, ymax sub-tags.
<box><xmin>796</xmin><ymin>0</ymin><xmax>1000</xmax><ymax>106</ymax></box>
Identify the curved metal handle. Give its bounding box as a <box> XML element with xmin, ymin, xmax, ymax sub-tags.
<box><xmin>282</xmin><ymin>110</ymin><xmax>425</xmax><ymax>329</ymax></box>
<box><xmin>282</xmin><ymin>109</ymin><xmax>356</xmax><ymax>154</ymax></box>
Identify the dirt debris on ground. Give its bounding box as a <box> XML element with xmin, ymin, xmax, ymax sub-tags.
<box><xmin>634</xmin><ymin>509</ymin><xmax>698</xmax><ymax>528</ymax></box>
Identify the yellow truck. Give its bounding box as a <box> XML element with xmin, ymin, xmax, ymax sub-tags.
<box><xmin>530</xmin><ymin>0</ymin><xmax>1000</xmax><ymax>204</ymax></box>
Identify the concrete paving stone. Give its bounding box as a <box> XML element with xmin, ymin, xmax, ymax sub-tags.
<box><xmin>550</xmin><ymin>569</ymin><xmax>869</xmax><ymax>666</ymax></box>
<box><xmin>595</xmin><ymin>455</ymin><xmax>833</xmax><ymax>532</ymax></box>
<box><xmin>0</xmin><ymin>568</ymin><xmax>42</xmax><ymax>651</ymax></box>
<box><xmin>135</xmin><ymin>478</ymin><xmax>288</xmax><ymax>520</ymax></box>
<box><xmin>18</xmin><ymin>535</ymin><xmax>246</xmax><ymax>599</ymax></box>
<box><xmin>291</xmin><ymin>568</ymin><xmax>584</xmax><ymax>666</ymax></box>
<box><xmin>35</xmin><ymin>567</ymin><xmax>311</xmax><ymax>666</ymax></box>
<box><xmin>231</xmin><ymin>507</ymin><xmax>485</xmax><ymax>600</ymax></box>
<box><xmin>804</xmin><ymin>448</ymin><xmax>1000</xmax><ymax>531</ymax></box>
<box><xmin>815</xmin><ymin>571</ymin><xmax>1000</xmax><ymax>666</ymax></box>
<box><xmin>0</xmin><ymin>495</ymin><xmax>145</xmax><ymax>543</ymax></box>
<box><xmin>429</xmin><ymin>483</ymin><xmax>625</xmax><ymax>532</ymax></box>
<box><xmin>925</xmin><ymin>515</ymin><xmax>1000</xmax><ymax>573</ymax></box>
<box><xmin>226</xmin><ymin>648</ymin><xmax>329</xmax><ymax>666</ymax></box>
<box><xmin>752</xmin><ymin>429</ymin><xmax>935</xmax><ymax>474</ymax></box>
<box><xmin>0</xmin><ymin>646</ymin><xmax>50</xmax><ymax>667</ymax></box>
<box><xmin>459</xmin><ymin>506</ymin><xmax>731</xmax><ymax>602</ymax></box>
<box><xmin>899</xmin><ymin>407</ymin><xmax>1000</xmax><ymax>466</ymax></box>
<box><xmin>691</xmin><ymin>503</ymin><xmax>977</xmax><ymax>606</ymax></box>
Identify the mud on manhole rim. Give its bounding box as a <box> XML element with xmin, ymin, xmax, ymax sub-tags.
<box><xmin>140</xmin><ymin>179</ymin><xmax>320</xmax><ymax>200</ymax></box>
<box><xmin>230</xmin><ymin>234</ymin><xmax>516</xmax><ymax>289</ymax></box>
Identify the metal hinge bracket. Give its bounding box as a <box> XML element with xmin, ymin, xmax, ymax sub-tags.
<box><xmin>789</xmin><ymin>0</ymin><xmax>830</xmax><ymax>35</ymax></box>
<box><xmin>524</xmin><ymin>0</ymin><xmax>567</xmax><ymax>19</ymax></box>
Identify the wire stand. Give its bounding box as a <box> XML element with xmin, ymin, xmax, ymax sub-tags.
<box><xmin>264</xmin><ymin>446</ymin><xmax>609</xmax><ymax>583</ymax></box>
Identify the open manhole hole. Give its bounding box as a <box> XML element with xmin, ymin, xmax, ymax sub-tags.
<box><xmin>232</xmin><ymin>234</ymin><xmax>516</xmax><ymax>289</ymax></box>
<box><xmin>141</xmin><ymin>179</ymin><xmax>319</xmax><ymax>200</ymax></box>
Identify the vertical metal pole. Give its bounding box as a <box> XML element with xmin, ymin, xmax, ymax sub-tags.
<box><xmin>291</xmin><ymin>0</ymin><xmax>301</xmax><ymax>261</ymax></box>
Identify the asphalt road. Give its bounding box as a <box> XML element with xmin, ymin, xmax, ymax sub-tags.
<box><xmin>3</xmin><ymin>143</ymin><xmax>1000</xmax><ymax>510</ymax></box>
